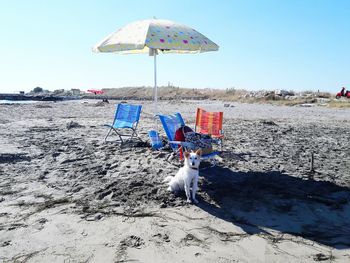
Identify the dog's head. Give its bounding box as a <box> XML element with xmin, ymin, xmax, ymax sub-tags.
<box><xmin>184</xmin><ymin>149</ymin><xmax>202</xmax><ymax>169</ymax></box>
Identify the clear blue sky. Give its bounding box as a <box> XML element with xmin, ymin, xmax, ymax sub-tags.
<box><xmin>0</xmin><ymin>0</ymin><xmax>349</xmax><ymax>93</ymax></box>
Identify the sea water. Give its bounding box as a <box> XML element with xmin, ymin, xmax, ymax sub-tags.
<box><xmin>0</xmin><ymin>100</ymin><xmax>38</xmax><ymax>104</ymax></box>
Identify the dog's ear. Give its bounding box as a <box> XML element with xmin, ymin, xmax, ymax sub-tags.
<box><xmin>184</xmin><ymin>151</ymin><xmax>190</xmax><ymax>158</ymax></box>
<box><xmin>195</xmin><ymin>149</ymin><xmax>202</xmax><ymax>156</ymax></box>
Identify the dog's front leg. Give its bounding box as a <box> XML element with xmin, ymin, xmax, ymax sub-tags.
<box><xmin>184</xmin><ymin>181</ymin><xmax>191</xmax><ymax>203</ymax></box>
<box><xmin>191</xmin><ymin>176</ymin><xmax>199</xmax><ymax>204</ymax></box>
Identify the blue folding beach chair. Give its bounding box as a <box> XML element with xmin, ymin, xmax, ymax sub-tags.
<box><xmin>158</xmin><ymin>113</ymin><xmax>220</xmax><ymax>165</ymax></box>
<box><xmin>158</xmin><ymin>113</ymin><xmax>186</xmax><ymax>152</ymax></box>
<box><xmin>104</xmin><ymin>103</ymin><xmax>142</xmax><ymax>143</ymax></box>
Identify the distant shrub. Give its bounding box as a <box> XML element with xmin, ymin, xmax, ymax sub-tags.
<box><xmin>33</xmin><ymin>87</ymin><xmax>43</xmax><ymax>93</ymax></box>
<box><xmin>226</xmin><ymin>87</ymin><xmax>236</xmax><ymax>94</ymax></box>
<box><xmin>317</xmin><ymin>92</ymin><xmax>331</xmax><ymax>98</ymax></box>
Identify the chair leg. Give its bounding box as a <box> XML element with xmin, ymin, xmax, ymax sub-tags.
<box><xmin>128</xmin><ymin>128</ymin><xmax>142</xmax><ymax>142</ymax></box>
<box><xmin>133</xmin><ymin>130</ymin><xmax>143</xmax><ymax>142</ymax></box>
<box><xmin>106</xmin><ymin>128</ymin><xmax>124</xmax><ymax>143</ymax></box>
<box><xmin>119</xmin><ymin>128</ymin><xmax>142</xmax><ymax>144</ymax></box>
<box><xmin>106</xmin><ymin>126</ymin><xmax>142</xmax><ymax>144</ymax></box>
<box><xmin>114</xmin><ymin>130</ymin><xmax>124</xmax><ymax>143</ymax></box>
<box><xmin>129</xmin><ymin>129</ymin><xmax>136</xmax><ymax>141</ymax></box>
<box><xmin>104</xmin><ymin>128</ymin><xmax>113</xmax><ymax>142</ymax></box>
<box><xmin>179</xmin><ymin>146</ymin><xmax>184</xmax><ymax>160</ymax></box>
<box><xmin>131</xmin><ymin>123</ymin><xmax>142</xmax><ymax>142</ymax></box>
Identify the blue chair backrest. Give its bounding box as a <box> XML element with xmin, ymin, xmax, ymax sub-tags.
<box><xmin>158</xmin><ymin>113</ymin><xmax>185</xmax><ymax>150</ymax></box>
<box><xmin>114</xmin><ymin>103</ymin><xmax>142</xmax><ymax>126</ymax></box>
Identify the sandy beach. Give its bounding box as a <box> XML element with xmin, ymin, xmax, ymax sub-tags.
<box><xmin>1</xmin><ymin>99</ymin><xmax>350</xmax><ymax>262</ymax></box>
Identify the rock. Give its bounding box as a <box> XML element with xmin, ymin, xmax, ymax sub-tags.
<box><xmin>260</xmin><ymin>120</ymin><xmax>277</xmax><ymax>126</ymax></box>
<box><xmin>93</xmin><ymin>101</ymin><xmax>107</xmax><ymax>107</ymax></box>
<box><xmin>38</xmin><ymin>173</ymin><xmax>47</xmax><ymax>180</ymax></box>
<box><xmin>313</xmin><ymin>253</ymin><xmax>332</xmax><ymax>261</ymax></box>
<box><xmin>35</xmin><ymin>104</ymin><xmax>53</xmax><ymax>109</ymax></box>
<box><xmin>72</xmin><ymin>186</ymin><xmax>84</xmax><ymax>193</ymax></box>
<box><xmin>120</xmin><ymin>235</ymin><xmax>145</xmax><ymax>248</ymax></box>
<box><xmin>275</xmin><ymin>90</ymin><xmax>294</xmax><ymax>97</ymax></box>
<box><xmin>298</xmin><ymin>104</ymin><xmax>314</xmax><ymax>107</ymax></box>
<box><xmin>38</xmin><ymin>218</ymin><xmax>48</xmax><ymax>224</ymax></box>
<box><xmin>317</xmin><ymin>98</ymin><xmax>331</xmax><ymax>103</ymax></box>
<box><xmin>85</xmin><ymin>213</ymin><xmax>104</xmax><ymax>221</ymax></box>
<box><xmin>285</xmin><ymin>95</ymin><xmax>298</xmax><ymax>100</ymax></box>
<box><xmin>0</xmin><ymin>240</ymin><xmax>11</xmax><ymax>247</ymax></box>
<box><xmin>66</xmin><ymin>121</ymin><xmax>83</xmax><ymax>130</ymax></box>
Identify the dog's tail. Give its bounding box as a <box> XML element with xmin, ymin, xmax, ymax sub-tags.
<box><xmin>163</xmin><ymin>176</ymin><xmax>173</xmax><ymax>183</ymax></box>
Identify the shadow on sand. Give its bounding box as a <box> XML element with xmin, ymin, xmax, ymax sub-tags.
<box><xmin>197</xmin><ymin>167</ymin><xmax>350</xmax><ymax>249</ymax></box>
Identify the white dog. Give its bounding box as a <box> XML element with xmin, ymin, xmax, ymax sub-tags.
<box><xmin>164</xmin><ymin>149</ymin><xmax>202</xmax><ymax>204</ymax></box>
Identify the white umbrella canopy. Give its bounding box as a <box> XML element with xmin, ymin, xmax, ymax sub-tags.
<box><xmin>93</xmin><ymin>18</ymin><xmax>219</xmax><ymax>113</ymax></box>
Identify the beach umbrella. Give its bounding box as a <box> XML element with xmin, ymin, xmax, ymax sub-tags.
<box><xmin>93</xmin><ymin>18</ymin><xmax>219</xmax><ymax>114</ymax></box>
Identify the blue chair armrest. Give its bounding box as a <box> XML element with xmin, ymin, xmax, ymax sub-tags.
<box><xmin>168</xmin><ymin>141</ymin><xmax>196</xmax><ymax>148</ymax></box>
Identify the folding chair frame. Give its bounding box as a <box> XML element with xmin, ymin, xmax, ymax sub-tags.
<box><xmin>104</xmin><ymin>104</ymin><xmax>142</xmax><ymax>143</ymax></box>
<box><xmin>104</xmin><ymin>122</ymin><xmax>142</xmax><ymax>143</ymax></box>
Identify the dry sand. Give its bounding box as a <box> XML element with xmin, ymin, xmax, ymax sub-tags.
<box><xmin>0</xmin><ymin>99</ymin><xmax>350</xmax><ymax>262</ymax></box>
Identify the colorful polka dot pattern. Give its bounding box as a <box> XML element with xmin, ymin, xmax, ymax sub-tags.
<box><xmin>94</xmin><ymin>19</ymin><xmax>219</xmax><ymax>54</ymax></box>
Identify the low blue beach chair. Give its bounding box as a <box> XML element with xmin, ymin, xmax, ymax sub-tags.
<box><xmin>104</xmin><ymin>103</ymin><xmax>142</xmax><ymax>143</ymax></box>
<box><xmin>158</xmin><ymin>113</ymin><xmax>220</xmax><ymax>165</ymax></box>
<box><xmin>158</xmin><ymin>113</ymin><xmax>186</xmax><ymax>152</ymax></box>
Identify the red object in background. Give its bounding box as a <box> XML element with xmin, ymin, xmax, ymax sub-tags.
<box><xmin>174</xmin><ymin>126</ymin><xmax>193</xmax><ymax>142</ymax></box>
<box><xmin>87</xmin><ymin>89</ymin><xmax>104</xmax><ymax>95</ymax></box>
<box><xmin>336</xmin><ymin>89</ymin><xmax>350</xmax><ymax>99</ymax></box>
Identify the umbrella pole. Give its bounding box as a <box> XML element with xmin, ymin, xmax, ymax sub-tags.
<box><xmin>153</xmin><ymin>49</ymin><xmax>158</xmax><ymax>115</ymax></box>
